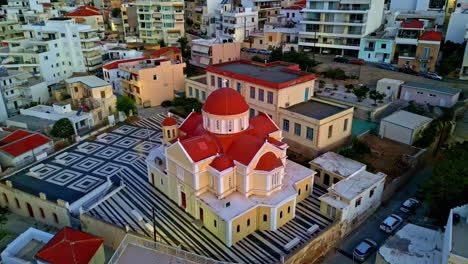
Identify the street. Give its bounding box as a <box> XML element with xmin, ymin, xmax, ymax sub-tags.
<box><xmin>317</xmin><ymin>166</ymin><xmax>433</xmax><ymax>264</ymax></box>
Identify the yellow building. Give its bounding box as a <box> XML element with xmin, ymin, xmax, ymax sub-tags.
<box><xmin>147</xmin><ymin>88</ymin><xmax>315</xmax><ymax>246</ymax></box>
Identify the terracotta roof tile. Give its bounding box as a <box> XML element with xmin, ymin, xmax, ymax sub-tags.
<box><xmin>255</xmin><ymin>151</ymin><xmax>283</xmax><ymax>171</ymax></box>
<box><xmin>418</xmin><ymin>31</ymin><xmax>443</xmax><ymax>41</ymax></box>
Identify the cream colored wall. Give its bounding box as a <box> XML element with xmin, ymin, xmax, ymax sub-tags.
<box><xmin>185</xmin><ymin>75</ymin><xmax>208</xmax><ymax>102</ymax></box>
<box><xmin>80</xmin><ymin>214</ymin><xmax>128</xmax><ymax>249</ymax></box>
<box><xmin>276</xmin><ymin>199</ymin><xmax>295</xmax><ymax>229</ymax></box>
<box><xmin>0</xmin><ymin>183</ymin><xmax>71</xmax><ymax>228</ymax></box>
<box><xmin>249</xmin><ymin>172</ymin><xmax>269</xmax><ymax>194</ymax></box>
<box><xmin>211</xmin><ymin>42</ymin><xmax>241</xmax><ymax>64</ymax></box>
<box><xmin>279</xmin><ymin>109</ymin><xmax>320</xmax><ymax>148</ymax></box>
<box><xmin>448</xmin><ymin>254</ymin><xmax>468</xmax><ymax>264</ymax></box>
<box><xmin>295</xmin><ymin>177</ymin><xmax>313</xmax><ymax>203</ymax></box>
<box><xmin>265</xmin><ymin>32</ymin><xmax>282</xmax><ymax>49</ymax></box>
<box><xmin>277</xmin><ymin>81</ymin><xmax>315</xmax><ymax>109</ymax></box>
<box><xmin>309</xmin><ymin>163</ymin><xmax>345</xmax><ymax>187</ymax></box>
<box><xmin>88</xmin><ymin>244</ymin><xmax>106</xmax><ymax>264</ymax></box>
<box><xmin>316</xmin><ymin>109</ymin><xmax>353</xmax><ymax>149</ymax></box>
<box><xmin>197</xmin><ymin>201</ymin><xmax>227</xmax><ymax>244</ymax></box>
<box><xmin>257</xmin><ymin>206</ymin><xmax>271</xmax><ymax>231</ymax></box>
<box><xmin>231</xmin><ymin>207</ymin><xmax>258</xmax><ymax>245</ymax></box>
<box><xmin>250</xmin><ymin>35</ymin><xmax>266</xmax><ymax>50</ymax></box>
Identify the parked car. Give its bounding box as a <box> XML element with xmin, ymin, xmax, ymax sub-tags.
<box><xmin>241</xmin><ymin>47</ymin><xmax>247</xmax><ymax>51</ymax></box>
<box><xmin>380</xmin><ymin>214</ymin><xmax>403</xmax><ymax>234</ymax></box>
<box><xmin>400</xmin><ymin>198</ymin><xmax>420</xmax><ymax>214</ymax></box>
<box><xmin>333</xmin><ymin>56</ymin><xmax>349</xmax><ymax>63</ymax></box>
<box><xmin>246</xmin><ymin>48</ymin><xmax>258</xmax><ymax>53</ymax></box>
<box><xmin>258</xmin><ymin>49</ymin><xmax>271</xmax><ymax>55</ymax></box>
<box><xmin>353</xmin><ymin>239</ymin><xmax>378</xmax><ymax>262</ymax></box>
<box><xmin>399</xmin><ymin>67</ymin><xmax>418</xmax><ymax>75</ymax></box>
<box><xmin>377</xmin><ymin>63</ymin><xmax>396</xmax><ymax>71</ymax></box>
<box><xmin>322</xmin><ymin>49</ymin><xmax>331</xmax><ymax>54</ymax></box>
<box><xmin>424</xmin><ymin>72</ymin><xmax>443</xmax><ymax>80</ymax></box>
<box><xmin>350</xmin><ymin>58</ymin><xmax>365</xmax><ymax>65</ymax></box>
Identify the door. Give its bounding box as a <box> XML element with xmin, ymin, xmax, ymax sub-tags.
<box><xmin>324</xmin><ymin>174</ymin><xmax>330</xmax><ymax>186</ymax></box>
<box><xmin>26</xmin><ymin>203</ymin><xmax>34</xmax><ymax>218</ymax></box>
<box><xmin>199</xmin><ymin>208</ymin><xmax>204</xmax><ymax>221</ymax></box>
<box><xmin>304</xmin><ymin>88</ymin><xmax>309</xmax><ymax>102</ymax></box>
<box><xmin>440</xmin><ymin>98</ymin><xmax>446</xmax><ymax>107</ymax></box>
<box><xmin>180</xmin><ymin>191</ymin><xmax>186</xmax><ymax>209</ymax></box>
<box><xmin>404</xmin><ymin>91</ymin><xmax>410</xmax><ymax>100</ymax></box>
<box><xmin>420</xmin><ymin>62</ymin><xmax>426</xmax><ymax>72</ymax></box>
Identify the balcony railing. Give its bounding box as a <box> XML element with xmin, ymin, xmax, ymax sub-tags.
<box><xmin>364</xmin><ymin>47</ymin><xmax>375</xmax><ymax>51</ymax></box>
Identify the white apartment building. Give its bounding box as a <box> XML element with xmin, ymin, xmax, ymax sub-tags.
<box><xmin>459</xmin><ymin>23</ymin><xmax>468</xmax><ymax>80</ymax></box>
<box><xmin>78</xmin><ymin>28</ymin><xmax>103</xmax><ymax>72</ymax></box>
<box><xmin>0</xmin><ymin>0</ymin><xmax>50</xmax><ymax>23</ymax></box>
<box><xmin>446</xmin><ymin>0</ymin><xmax>468</xmax><ymax>44</ymax></box>
<box><xmin>242</xmin><ymin>0</ymin><xmax>281</xmax><ymax>28</ymax></box>
<box><xmin>0</xmin><ymin>18</ymin><xmax>98</xmax><ymax>85</ymax></box>
<box><xmin>215</xmin><ymin>6</ymin><xmax>259</xmax><ymax>42</ymax></box>
<box><xmin>0</xmin><ymin>21</ymin><xmax>24</xmax><ymax>42</ymax></box>
<box><xmin>0</xmin><ymin>68</ymin><xmax>49</xmax><ymax>121</ymax></box>
<box><xmin>136</xmin><ymin>0</ymin><xmax>185</xmax><ymax>46</ymax></box>
<box><xmin>299</xmin><ymin>0</ymin><xmax>385</xmax><ymax>56</ymax></box>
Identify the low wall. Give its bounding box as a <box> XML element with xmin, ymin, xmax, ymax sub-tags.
<box><xmin>80</xmin><ymin>214</ymin><xmax>128</xmax><ymax>249</ymax></box>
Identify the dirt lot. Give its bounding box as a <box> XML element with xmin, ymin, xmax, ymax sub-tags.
<box><xmin>358</xmin><ymin>133</ymin><xmax>421</xmax><ymax>180</ymax></box>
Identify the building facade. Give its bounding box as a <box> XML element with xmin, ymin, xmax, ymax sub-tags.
<box><xmin>190</xmin><ymin>38</ymin><xmax>241</xmax><ymax>67</ymax></box>
<box><xmin>215</xmin><ymin>6</ymin><xmax>259</xmax><ymax>42</ymax></box>
<box><xmin>299</xmin><ymin>0</ymin><xmax>385</xmax><ymax>55</ymax></box>
<box><xmin>147</xmin><ymin>88</ymin><xmax>315</xmax><ymax>246</ymax></box>
<box><xmin>358</xmin><ymin>31</ymin><xmax>395</xmax><ymax>63</ymax></box>
<box><xmin>379</xmin><ymin>110</ymin><xmax>433</xmax><ymax>145</ymax></box>
<box><xmin>399</xmin><ymin>82</ymin><xmax>460</xmax><ymax>107</ymax></box>
<box><xmin>102</xmin><ymin>58</ymin><xmax>145</xmax><ymax>95</ymax></box>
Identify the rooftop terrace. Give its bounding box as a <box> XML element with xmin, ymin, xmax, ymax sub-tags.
<box><xmin>286</xmin><ymin>99</ymin><xmax>351</xmax><ymax>120</ymax></box>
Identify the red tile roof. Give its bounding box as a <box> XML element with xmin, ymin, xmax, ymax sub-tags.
<box><xmin>66</xmin><ymin>7</ymin><xmax>101</xmax><ymax>17</ymax></box>
<box><xmin>162</xmin><ymin>116</ymin><xmax>177</xmax><ymax>126</ymax></box>
<box><xmin>210</xmin><ymin>155</ymin><xmax>234</xmax><ymax>171</ymax></box>
<box><xmin>35</xmin><ymin>227</ymin><xmax>104</xmax><ymax>264</ymax></box>
<box><xmin>400</xmin><ymin>20</ymin><xmax>424</xmax><ymax>29</ymax></box>
<box><xmin>202</xmin><ymin>88</ymin><xmax>250</xmax><ymax>116</ymax></box>
<box><xmin>101</xmin><ymin>58</ymin><xmax>145</xmax><ymax>70</ymax></box>
<box><xmin>0</xmin><ymin>131</ymin><xmax>51</xmax><ymax>157</ymax></box>
<box><xmin>180</xmin><ymin>135</ymin><xmax>220</xmax><ymax>162</ymax></box>
<box><xmin>227</xmin><ymin>135</ymin><xmax>265</xmax><ymax>165</ymax></box>
<box><xmin>150</xmin><ymin>47</ymin><xmax>181</xmax><ymax>58</ymax></box>
<box><xmin>255</xmin><ymin>151</ymin><xmax>283</xmax><ymax>171</ymax></box>
<box><xmin>418</xmin><ymin>31</ymin><xmax>443</xmax><ymax>42</ymax></box>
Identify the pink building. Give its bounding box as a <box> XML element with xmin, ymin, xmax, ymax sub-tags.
<box><xmin>190</xmin><ymin>38</ymin><xmax>241</xmax><ymax>67</ymax></box>
<box><xmin>399</xmin><ymin>82</ymin><xmax>460</xmax><ymax>108</ymax></box>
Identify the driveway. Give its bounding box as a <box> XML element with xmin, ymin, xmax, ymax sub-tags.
<box><xmin>317</xmin><ymin>166</ymin><xmax>433</xmax><ymax>264</ymax></box>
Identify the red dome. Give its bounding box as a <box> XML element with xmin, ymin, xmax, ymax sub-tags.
<box><xmin>255</xmin><ymin>152</ymin><xmax>283</xmax><ymax>171</ymax></box>
<box><xmin>162</xmin><ymin>117</ymin><xmax>177</xmax><ymax>126</ymax></box>
<box><xmin>210</xmin><ymin>155</ymin><xmax>234</xmax><ymax>171</ymax></box>
<box><xmin>202</xmin><ymin>88</ymin><xmax>249</xmax><ymax>116</ymax></box>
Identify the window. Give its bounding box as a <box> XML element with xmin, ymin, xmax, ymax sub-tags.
<box><xmin>218</xmin><ymin>77</ymin><xmax>222</xmax><ymax>88</ymax></box>
<box><xmin>15</xmin><ymin>198</ymin><xmax>20</xmax><ymax>208</ymax></box>
<box><xmin>333</xmin><ymin>177</ymin><xmax>339</xmax><ymax>184</ymax></box>
<box><xmin>269</xmin><ymin>36</ymin><xmax>272</xmax><ymax>41</ymax></box>
<box><xmin>101</xmin><ymin>91</ymin><xmax>106</xmax><ymax>98</ymax></box>
<box><xmin>236</xmin><ymin>82</ymin><xmax>241</xmax><ymax>93</ymax></box>
<box><xmin>258</xmin><ymin>89</ymin><xmax>264</xmax><ymax>101</ymax></box>
<box><xmin>328</xmin><ymin>125</ymin><xmax>333</xmax><ymax>138</ymax></box>
<box><xmin>263</xmin><ymin>214</ymin><xmax>268</xmax><ymax>221</ymax></box>
<box><xmin>250</xmin><ymin>87</ymin><xmax>255</xmax><ymax>99</ymax></box>
<box><xmin>283</xmin><ymin>119</ymin><xmax>289</xmax><ymax>132</ymax></box>
<box><xmin>44</xmin><ymin>56</ymin><xmax>48</xmax><ymax>60</ymax></box>
<box><xmin>287</xmin><ymin>206</ymin><xmax>291</xmax><ymax>213</ymax></box>
<box><xmin>237</xmin><ymin>225</ymin><xmax>240</xmax><ymax>232</ymax></box>
<box><xmin>214</xmin><ymin>220</ymin><xmax>217</xmax><ymax>227</ymax></box>
<box><xmin>259</xmin><ymin>40</ymin><xmax>263</xmax><ymax>44</ymax></box>
<box><xmin>211</xmin><ymin>76</ymin><xmax>215</xmax><ymax>86</ymax></box>
<box><xmin>176</xmin><ymin>166</ymin><xmax>184</xmax><ymax>180</ymax></box>
<box><xmin>306</xmin><ymin>127</ymin><xmax>313</xmax><ymax>140</ymax></box>
<box><xmin>369</xmin><ymin>188</ymin><xmax>375</xmax><ymax>198</ymax></box>
<box><xmin>56</xmin><ymin>53</ymin><xmax>59</xmax><ymax>58</ymax></box>
<box><xmin>189</xmin><ymin>86</ymin><xmax>193</xmax><ymax>96</ymax></box>
<box><xmin>53</xmin><ymin>213</ymin><xmax>59</xmax><ymax>224</ymax></box>
<box><xmin>247</xmin><ymin>219</ymin><xmax>250</xmax><ymax>226</ymax></box>
<box><xmin>423</xmin><ymin>47</ymin><xmax>430</xmax><ymax>59</ymax></box>
<box><xmin>306</xmin><ymin>184</ymin><xmax>309</xmax><ymax>191</ymax></box>
<box><xmin>381</xmin><ymin>43</ymin><xmax>387</xmax><ymax>49</ymax></box>
<box><xmin>298</xmin><ymin>188</ymin><xmax>301</xmax><ymax>195</ymax></box>
<box><xmin>251</xmin><ymin>17</ymin><xmax>254</xmax><ymax>22</ymax></box>
<box><xmin>343</xmin><ymin>119</ymin><xmax>348</xmax><ymax>131</ymax></box>
<box><xmin>250</xmin><ymin>109</ymin><xmax>255</xmax><ymax>117</ymax></box>
<box><xmin>160</xmin><ymin>178</ymin><xmax>163</xmax><ymax>185</ymax></box>
<box><xmin>355</xmin><ymin>197</ymin><xmax>362</xmax><ymax>207</ymax></box>
<box><xmin>294</xmin><ymin>123</ymin><xmax>301</xmax><ymax>136</ymax></box>
<box><xmin>202</xmin><ymin>91</ymin><xmax>206</xmax><ymax>101</ymax></box>
<box><xmin>195</xmin><ymin>89</ymin><xmax>199</xmax><ymax>99</ymax></box>
<box><xmin>40</xmin><ymin>208</ymin><xmax>45</xmax><ymax>218</ymax></box>
<box><xmin>267</xmin><ymin>91</ymin><xmax>273</xmax><ymax>104</ymax></box>
<box><xmin>280</xmin><ymin>211</ymin><xmax>283</xmax><ymax>218</ymax></box>
<box><xmin>74</xmin><ymin>87</ymin><xmax>78</xmax><ymax>93</ymax></box>
<box><xmin>429</xmin><ymin>93</ymin><xmax>436</xmax><ymax>97</ymax></box>
<box><xmin>153</xmin><ymin>75</ymin><xmax>158</xmax><ymax>80</ymax></box>
<box><xmin>61</xmin><ymin>33</ymin><xmax>65</xmax><ymax>37</ymax></box>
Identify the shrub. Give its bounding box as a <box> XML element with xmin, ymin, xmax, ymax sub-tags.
<box><xmin>51</xmin><ymin>118</ymin><xmax>75</xmax><ymax>139</ymax></box>
<box><xmin>323</xmin><ymin>68</ymin><xmax>347</xmax><ymax>80</ymax></box>
<box><xmin>116</xmin><ymin>96</ymin><xmax>137</xmax><ymax>116</ymax></box>
<box><xmin>251</xmin><ymin>55</ymin><xmax>264</xmax><ymax>63</ymax></box>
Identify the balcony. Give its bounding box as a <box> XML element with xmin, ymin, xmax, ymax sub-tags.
<box><xmin>364</xmin><ymin>46</ymin><xmax>375</xmax><ymax>51</ymax></box>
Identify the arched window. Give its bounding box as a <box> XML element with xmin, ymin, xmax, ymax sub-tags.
<box><xmin>228</xmin><ymin>120</ymin><xmax>232</xmax><ymax>132</ymax></box>
<box><xmin>15</xmin><ymin>198</ymin><xmax>20</xmax><ymax>209</ymax></box>
<box><xmin>166</xmin><ymin>130</ymin><xmax>170</xmax><ymax>138</ymax></box>
<box><xmin>287</xmin><ymin>206</ymin><xmax>291</xmax><ymax>214</ymax></box>
<box><xmin>280</xmin><ymin>211</ymin><xmax>283</xmax><ymax>219</ymax></box>
<box><xmin>2</xmin><ymin>193</ymin><xmax>8</xmax><ymax>205</ymax></box>
<box><xmin>306</xmin><ymin>184</ymin><xmax>309</xmax><ymax>191</ymax></box>
<box><xmin>263</xmin><ymin>214</ymin><xmax>268</xmax><ymax>222</ymax></box>
<box><xmin>236</xmin><ymin>225</ymin><xmax>240</xmax><ymax>233</ymax></box>
<box><xmin>40</xmin><ymin>208</ymin><xmax>45</xmax><ymax>218</ymax></box>
<box><xmin>247</xmin><ymin>219</ymin><xmax>250</xmax><ymax>226</ymax></box>
<box><xmin>216</xmin><ymin>120</ymin><xmax>220</xmax><ymax>130</ymax></box>
<box><xmin>298</xmin><ymin>189</ymin><xmax>301</xmax><ymax>195</ymax></box>
<box><xmin>53</xmin><ymin>213</ymin><xmax>59</xmax><ymax>224</ymax></box>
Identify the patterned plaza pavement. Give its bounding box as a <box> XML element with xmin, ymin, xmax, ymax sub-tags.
<box><xmin>79</xmin><ymin>114</ymin><xmax>334</xmax><ymax>263</ymax></box>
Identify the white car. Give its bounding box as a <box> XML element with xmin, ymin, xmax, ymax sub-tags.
<box><xmin>400</xmin><ymin>198</ymin><xmax>420</xmax><ymax>214</ymax></box>
<box><xmin>380</xmin><ymin>214</ymin><xmax>403</xmax><ymax>234</ymax></box>
<box><xmin>424</xmin><ymin>72</ymin><xmax>443</xmax><ymax>80</ymax></box>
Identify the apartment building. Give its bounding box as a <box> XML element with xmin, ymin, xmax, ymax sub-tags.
<box><xmin>264</xmin><ymin>27</ymin><xmax>300</xmax><ymax>51</ymax></box>
<box><xmin>242</xmin><ymin>0</ymin><xmax>281</xmax><ymax>28</ymax></box>
<box><xmin>460</xmin><ymin>25</ymin><xmax>468</xmax><ymax>80</ymax></box>
<box><xmin>299</xmin><ymin>0</ymin><xmax>385</xmax><ymax>56</ymax></box>
<box><xmin>0</xmin><ymin>68</ymin><xmax>49</xmax><ymax>121</ymax></box>
<box><xmin>79</xmin><ymin>28</ymin><xmax>103</xmax><ymax>72</ymax></box>
<box><xmin>102</xmin><ymin>58</ymin><xmax>145</xmax><ymax>95</ymax></box>
<box><xmin>358</xmin><ymin>30</ymin><xmax>395</xmax><ymax>63</ymax></box>
<box><xmin>135</xmin><ymin>0</ymin><xmax>184</xmax><ymax>46</ymax></box>
<box><xmin>65</xmin><ymin>6</ymin><xmax>105</xmax><ymax>36</ymax></box>
<box><xmin>446</xmin><ymin>0</ymin><xmax>468</xmax><ymax>43</ymax></box>
<box><xmin>0</xmin><ymin>18</ymin><xmax>95</xmax><ymax>85</ymax></box>
<box><xmin>66</xmin><ymin>75</ymin><xmax>117</xmax><ymax>126</ymax></box>
<box><xmin>215</xmin><ymin>6</ymin><xmax>259</xmax><ymax>42</ymax></box>
<box><xmin>394</xmin><ymin>21</ymin><xmax>442</xmax><ymax>72</ymax></box>
<box><xmin>0</xmin><ymin>0</ymin><xmax>51</xmax><ymax>23</ymax></box>
<box><xmin>184</xmin><ymin>0</ymin><xmax>219</xmax><ymax>37</ymax></box>
<box><xmin>119</xmin><ymin>58</ymin><xmax>185</xmax><ymax>106</ymax></box>
<box><xmin>121</xmin><ymin>3</ymin><xmax>139</xmax><ymax>41</ymax></box>
<box><xmin>0</xmin><ymin>21</ymin><xmax>24</xmax><ymax>42</ymax></box>
<box><xmin>190</xmin><ymin>38</ymin><xmax>241</xmax><ymax>67</ymax></box>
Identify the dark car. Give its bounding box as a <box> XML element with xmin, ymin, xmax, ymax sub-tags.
<box><xmin>353</xmin><ymin>239</ymin><xmax>378</xmax><ymax>262</ymax></box>
<box><xmin>380</xmin><ymin>214</ymin><xmax>403</xmax><ymax>234</ymax></box>
<box><xmin>246</xmin><ymin>48</ymin><xmax>258</xmax><ymax>53</ymax></box>
<box><xmin>350</xmin><ymin>58</ymin><xmax>365</xmax><ymax>65</ymax></box>
<box><xmin>377</xmin><ymin>63</ymin><xmax>396</xmax><ymax>71</ymax></box>
<box><xmin>334</xmin><ymin>56</ymin><xmax>349</xmax><ymax>63</ymax></box>
<box><xmin>400</xmin><ymin>198</ymin><xmax>420</xmax><ymax>214</ymax></box>
<box><xmin>399</xmin><ymin>67</ymin><xmax>418</xmax><ymax>75</ymax></box>
<box><xmin>241</xmin><ymin>47</ymin><xmax>247</xmax><ymax>51</ymax></box>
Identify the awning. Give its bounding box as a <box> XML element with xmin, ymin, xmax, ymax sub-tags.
<box><xmin>192</xmin><ymin>45</ymin><xmax>209</xmax><ymax>53</ymax></box>
<box><xmin>200</xmin><ymin>57</ymin><xmax>210</xmax><ymax>65</ymax></box>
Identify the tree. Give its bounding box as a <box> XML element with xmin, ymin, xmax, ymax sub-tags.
<box><xmin>319</xmin><ymin>80</ymin><xmax>326</xmax><ymax>89</ymax></box>
<box><xmin>251</xmin><ymin>55</ymin><xmax>264</xmax><ymax>63</ymax></box>
<box><xmin>423</xmin><ymin>142</ymin><xmax>468</xmax><ymax>223</ymax></box>
<box><xmin>345</xmin><ymin>84</ymin><xmax>354</xmax><ymax>93</ymax></box>
<box><xmin>51</xmin><ymin>118</ymin><xmax>75</xmax><ymax>139</ymax></box>
<box><xmin>177</xmin><ymin>37</ymin><xmax>191</xmax><ymax>60</ymax></box>
<box><xmin>158</xmin><ymin>39</ymin><xmax>167</xmax><ymax>48</ymax></box>
<box><xmin>353</xmin><ymin>85</ymin><xmax>369</xmax><ymax>102</ymax></box>
<box><xmin>116</xmin><ymin>96</ymin><xmax>137</xmax><ymax>116</ymax></box>
<box><xmin>111</xmin><ymin>8</ymin><xmax>121</xmax><ymax>18</ymax></box>
<box><xmin>269</xmin><ymin>47</ymin><xmax>319</xmax><ymax>72</ymax></box>
<box><xmin>369</xmin><ymin>90</ymin><xmax>385</xmax><ymax>106</ymax></box>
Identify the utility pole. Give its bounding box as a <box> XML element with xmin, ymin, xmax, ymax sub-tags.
<box><xmin>152</xmin><ymin>207</ymin><xmax>157</xmax><ymax>243</ymax></box>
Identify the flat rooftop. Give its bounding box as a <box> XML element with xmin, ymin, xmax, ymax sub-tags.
<box><xmin>382</xmin><ymin>110</ymin><xmax>433</xmax><ymax>130</ymax></box>
<box><xmin>403</xmin><ymin>81</ymin><xmax>461</xmax><ymax>96</ymax></box>
<box><xmin>14</xmin><ymin>239</ymin><xmax>46</xmax><ymax>262</ymax></box>
<box><xmin>7</xmin><ymin>114</ymin><xmax>55</xmax><ymax>132</ymax></box>
<box><xmin>65</xmin><ymin>75</ymin><xmax>109</xmax><ymax>88</ymax></box>
<box><xmin>332</xmin><ymin>171</ymin><xmax>385</xmax><ymax>200</ymax></box>
<box><xmin>286</xmin><ymin>100</ymin><xmax>350</xmax><ymax>120</ymax></box>
<box><xmin>208</xmin><ymin>60</ymin><xmax>315</xmax><ymax>88</ymax></box>
<box><xmin>311</xmin><ymin>152</ymin><xmax>365</xmax><ymax>178</ymax></box>
<box><xmin>452</xmin><ymin>216</ymin><xmax>468</xmax><ymax>258</ymax></box>
<box><xmin>378</xmin><ymin>224</ymin><xmax>442</xmax><ymax>264</ymax></box>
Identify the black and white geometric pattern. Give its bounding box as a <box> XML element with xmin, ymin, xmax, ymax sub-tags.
<box><xmin>54</xmin><ymin>152</ymin><xmax>84</xmax><ymax>166</ymax></box>
<box><xmin>96</xmin><ymin>133</ymin><xmax>122</xmax><ymax>144</ymax></box>
<box><xmin>46</xmin><ymin>170</ymin><xmax>83</xmax><ymax>186</ymax></box>
<box><xmin>114</xmin><ymin>137</ymin><xmax>141</xmax><ymax>149</ymax></box>
<box><xmin>71</xmin><ymin>157</ymin><xmax>104</xmax><ymax>172</ymax></box>
<box><xmin>114</xmin><ymin>151</ymin><xmax>143</xmax><ymax>164</ymax></box>
<box><xmin>76</xmin><ymin>142</ymin><xmax>105</xmax><ymax>154</ymax></box>
<box><xmin>113</xmin><ymin>125</ymin><xmax>138</xmax><ymax>135</ymax></box>
<box><xmin>33</xmin><ymin>164</ymin><xmax>61</xmax><ymax>179</ymax></box>
<box><xmin>134</xmin><ymin>141</ymin><xmax>159</xmax><ymax>154</ymax></box>
<box><xmin>68</xmin><ymin>176</ymin><xmax>106</xmax><ymax>192</ymax></box>
<box><xmin>129</xmin><ymin>128</ymin><xmax>157</xmax><ymax>139</ymax></box>
<box><xmin>95</xmin><ymin>147</ymin><xmax>124</xmax><ymax>159</ymax></box>
<box><xmin>93</xmin><ymin>163</ymin><xmax>123</xmax><ymax>177</ymax></box>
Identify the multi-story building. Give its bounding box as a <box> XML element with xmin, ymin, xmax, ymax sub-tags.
<box><xmin>0</xmin><ymin>68</ymin><xmax>49</xmax><ymax>121</ymax></box>
<box><xmin>184</xmin><ymin>0</ymin><xmax>218</xmax><ymax>36</ymax></box>
<box><xmin>185</xmin><ymin>60</ymin><xmax>354</xmax><ymax>157</ymax></box>
<box><xmin>121</xmin><ymin>3</ymin><xmax>139</xmax><ymax>41</ymax></box>
<box><xmin>215</xmin><ymin>6</ymin><xmax>259</xmax><ymax>42</ymax></box>
<box><xmin>299</xmin><ymin>0</ymin><xmax>385</xmax><ymax>56</ymax></box>
<box><xmin>460</xmin><ymin>24</ymin><xmax>468</xmax><ymax>80</ymax></box>
<box><xmin>65</xmin><ymin>75</ymin><xmax>117</xmax><ymax>126</ymax></box>
<box><xmin>65</xmin><ymin>6</ymin><xmax>105</xmax><ymax>37</ymax></box>
<box><xmin>135</xmin><ymin>0</ymin><xmax>185</xmax><ymax>46</ymax></box>
<box><xmin>281</xmin><ymin>0</ymin><xmax>305</xmax><ymax>24</ymax></box>
<box><xmin>242</xmin><ymin>0</ymin><xmax>281</xmax><ymax>28</ymax></box>
<box><xmin>446</xmin><ymin>0</ymin><xmax>468</xmax><ymax>44</ymax></box>
<box><xmin>119</xmin><ymin>58</ymin><xmax>186</xmax><ymax>106</ymax></box>
<box><xmin>0</xmin><ymin>21</ymin><xmax>24</xmax><ymax>42</ymax></box>
<box><xmin>190</xmin><ymin>38</ymin><xmax>241</xmax><ymax>67</ymax></box>
<box><xmin>102</xmin><ymin>58</ymin><xmax>145</xmax><ymax>95</ymax></box>
<box><xmin>358</xmin><ymin>30</ymin><xmax>395</xmax><ymax>63</ymax></box>
<box><xmin>147</xmin><ymin>88</ymin><xmax>315</xmax><ymax>246</ymax></box>
<box><xmin>264</xmin><ymin>27</ymin><xmax>300</xmax><ymax>51</ymax></box>
<box><xmin>0</xmin><ymin>18</ymin><xmax>97</xmax><ymax>85</ymax></box>
<box><xmin>394</xmin><ymin>21</ymin><xmax>442</xmax><ymax>72</ymax></box>
<box><xmin>103</xmin><ymin>47</ymin><xmax>143</xmax><ymax>62</ymax></box>
<box><xmin>0</xmin><ymin>0</ymin><xmax>51</xmax><ymax>23</ymax></box>
<box><xmin>79</xmin><ymin>28</ymin><xmax>103</xmax><ymax>72</ymax></box>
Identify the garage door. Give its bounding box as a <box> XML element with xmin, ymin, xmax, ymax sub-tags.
<box><xmin>382</xmin><ymin>121</ymin><xmax>413</xmax><ymax>145</ymax></box>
